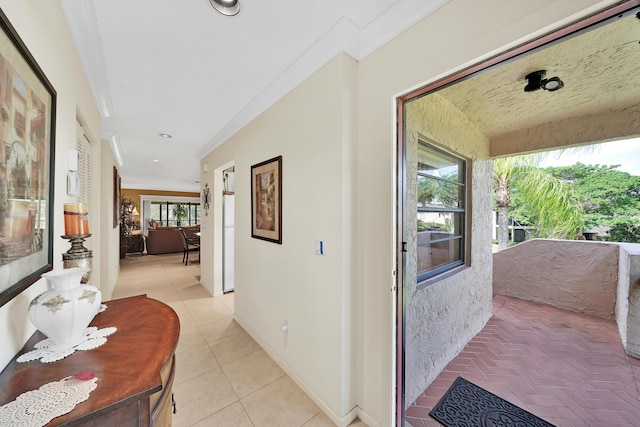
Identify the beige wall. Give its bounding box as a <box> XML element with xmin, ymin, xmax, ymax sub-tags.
<box><xmin>491</xmin><ymin>106</ymin><xmax>640</xmax><ymax>157</ymax></box>
<box><xmin>100</xmin><ymin>140</ymin><xmax>118</xmax><ymax>301</ymax></box>
<box><xmin>201</xmin><ymin>53</ymin><xmax>358</xmax><ymax>425</ymax></box>
<box><xmin>0</xmin><ymin>1</ymin><xmax>101</xmax><ymax>369</ymax></box>
<box><xmin>494</xmin><ymin>239</ymin><xmax>619</xmax><ymax>319</ymax></box>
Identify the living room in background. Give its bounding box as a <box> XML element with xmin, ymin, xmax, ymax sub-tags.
<box><xmin>138</xmin><ymin>195</ymin><xmax>200</xmax><ymax>234</ymax></box>
<box><xmin>149</xmin><ymin>201</ymin><xmax>200</xmax><ymax>227</ymax></box>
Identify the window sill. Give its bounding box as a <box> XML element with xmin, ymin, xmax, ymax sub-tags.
<box><xmin>416</xmin><ymin>264</ymin><xmax>469</xmax><ymax>291</ymax></box>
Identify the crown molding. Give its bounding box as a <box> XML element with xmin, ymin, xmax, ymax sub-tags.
<box><xmin>60</xmin><ymin>0</ymin><xmax>114</xmax><ymax>118</ymax></box>
<box><xmin>197</xmin><ymin>0</ymin><xmax>449</xmax><ymax>158</ymax></box>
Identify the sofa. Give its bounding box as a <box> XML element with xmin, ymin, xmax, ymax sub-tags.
<box><xmin>145</xmin><ymin>225</ymin><xmax>200</xmax><ymax>255</ymax></box>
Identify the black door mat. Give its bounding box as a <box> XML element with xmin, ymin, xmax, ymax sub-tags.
<box><xmin>429</xmin><ymin>377</ymin><xmax>556</xmax><ymax>427</ymax></box>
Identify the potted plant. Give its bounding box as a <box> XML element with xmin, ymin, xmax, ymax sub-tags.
<box><xmin>120</xmin><ymin>197</ymin><xmax>135</xmax><ymax>259</ymax></box>
<box><xmin>172</xmin><ymin>204</ymin><xmax>188</xmax><ymax>226</ymax></box>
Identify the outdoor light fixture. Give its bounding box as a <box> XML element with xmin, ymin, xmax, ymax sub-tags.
<box><xmin>209</xmin><ymin>0</ymin><xmax>241</xmax><ymax>16</ymax></box>
<box><xmin>524</xmin><ymin>70</ymin><xmax>564</xmax><ymax>92</ymax></box>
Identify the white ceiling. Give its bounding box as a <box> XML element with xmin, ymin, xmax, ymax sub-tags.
<box><xmin>60</xmin><ymin>1</ymin><xmax>640</xmax><ymax>193</ymax></box>
<box><xmin>60</xmin><ymin>0</ymin><xmax>448</xmax><ymax>192</ymax></box>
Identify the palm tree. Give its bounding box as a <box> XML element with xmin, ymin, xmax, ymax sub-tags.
<box><xmin>494</xmin><ymin>153</ymin><xmax>584</xmax><ymax>251</ymax></box>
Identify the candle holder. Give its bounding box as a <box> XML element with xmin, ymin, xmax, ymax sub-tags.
<box><xmin>61</xmin><ymin>234</ymin><xmax>93</xmax><ymax>284</ymax></box>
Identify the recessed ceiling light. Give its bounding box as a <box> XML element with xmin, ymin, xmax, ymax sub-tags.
<box><xmin>158</xmin><ymin>133</ymin><xmax>172</xmax><ymax>138</ymax></box>
<box><xmin>209</xmin><ymin>0</ymin><xmax>240</xmax><ymax>16</ymax></box>
<box><xmin>150</xmin><ymin>159</ymin><xmax>162</xmax><ymax>163</ymax></box>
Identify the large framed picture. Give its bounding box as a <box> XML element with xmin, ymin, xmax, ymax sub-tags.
<box><xmin>0</xmin><ymin>9</ymin><xmax>56</xmax><ymax>307</ymax></box>
<box><xmin>251</xmin><ymin>156</ymin><xmax>282</xmax><ymax>244</ymax></box>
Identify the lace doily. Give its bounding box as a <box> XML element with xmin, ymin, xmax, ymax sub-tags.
<box><xmin>17</xmin><ymin>327</ymin><xmax>117</xmax><ymax>363</ymax></box>
<box><xmin>0</xmin><ymin>374</ymin><xmax>98</xmax><ymax>427</ymax></box>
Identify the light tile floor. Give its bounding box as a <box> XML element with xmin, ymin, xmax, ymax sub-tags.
<box><xmin>113</xmin><ymin>252</ymin><xmax>367</xmax><ymax>427</ymax></box>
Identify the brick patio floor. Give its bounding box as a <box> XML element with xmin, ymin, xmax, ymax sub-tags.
<box><xmin>406</xmin><ymin>294</ymin><xmax>640</xmax><ymax>427</ymax></box>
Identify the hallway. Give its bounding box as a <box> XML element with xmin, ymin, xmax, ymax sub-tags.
<box><xmin>113</xmin><ymin>253</ymin><xmax>367</xmax><ymax>427</ymax></box>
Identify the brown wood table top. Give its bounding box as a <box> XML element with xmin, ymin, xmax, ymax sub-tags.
<box><xmin>0</xmin><ymin>294</ymin><xmax>180</xmax><ymax>425</ymax></box>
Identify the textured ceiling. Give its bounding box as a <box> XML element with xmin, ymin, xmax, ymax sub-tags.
<box><xmin>436</xmin><ymin>10</ymin><xmax>640</xmax><ymax>141</ymax></box>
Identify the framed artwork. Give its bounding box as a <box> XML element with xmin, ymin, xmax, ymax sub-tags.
<box><xmin>251</xmin><ymin>156</ymin><xmax>282</xmax><ymax>244</ymax></box>
<box><xmin>0</xmin><ymin>9</ymin><xmax>56</xmax><ymax>307</ymax></box>
<box><xmin>113</xmin><ymin>166</ymin><xmax>120</xmax><ymax>228</ymax></box>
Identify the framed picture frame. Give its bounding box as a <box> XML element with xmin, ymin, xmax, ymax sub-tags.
<box><xmin>0</xmin><ymin>10</ymin><xmax>57</xmax><ymax>307</ymax></box>
<box><xmin>251</xmin><ymin>156</ymin><xmax>282</xmax><ymax>244</ymax></box>
<box><xmin>113</xmin><ymin>166</ymin><xmax>119</xmax><ymax>228</ymax></box>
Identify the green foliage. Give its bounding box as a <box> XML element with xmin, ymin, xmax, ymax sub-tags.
<box><xmin>545</xmin><ymin>163</ymin><xmax>640</xmax><ymax>232</ymax></box>
<box><xmin>417</xmin><ymin>172</ymin><xmax>459</xmax><ymax>208</ymax></box>
<box><xmin>493</xmin><ymin>154</ymin><xmax>585</xmax><ymax>246</ymax></box>
<box><xmin>607</xmin><ymin>217</ymin><xmax>640</xmax><ymax>243</ymax></box>
<box><xmin>172</xmin><ymin>204</ymin><xmax>188</xmax><ymax>226</ymax></box>
<box><xmin>417</xmin><ymin>220</ymin><xmax>448</xmax><ymax>232</ymax></box>
<box><xmin>503</xmin><ymin>161</ymin><xmax>640</xmax><ymax>244</ymax></box>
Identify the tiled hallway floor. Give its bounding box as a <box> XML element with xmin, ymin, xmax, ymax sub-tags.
<box><xmin>406</xmin><ymin>294</ymin><xmax>640</xmax><ymax>427</ymax></box>
<box><xmin>113</xmin><ymin>252</ymin><xmax>367</xmax><ymax>427</ymax></box>
<box><xmin>115</xmin><ymin>253</ymin><xmax>640</xmax><ymax>426</ymax></box>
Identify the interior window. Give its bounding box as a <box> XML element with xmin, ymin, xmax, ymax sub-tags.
<box><xmin>417</xmin><ymin>141</ymin><xmax>466</xmax><ymax>281</ymax></box>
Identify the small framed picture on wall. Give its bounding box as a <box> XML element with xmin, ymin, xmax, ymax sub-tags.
<box><xmin>251</xmin><ymin>156</ymin><xmax>282</xmax><ymax>244</ymax></box>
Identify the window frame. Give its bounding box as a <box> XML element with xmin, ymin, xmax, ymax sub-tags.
<box><xmin>415</xmin><ymin>140</ymin><xmax>468</xmax><ymax>283</ymax></box>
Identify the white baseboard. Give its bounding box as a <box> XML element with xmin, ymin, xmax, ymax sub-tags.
<box><xmin>234</xmin><ymin>315</ymin><xmax>363</xmax><ymax>427</ymax></box>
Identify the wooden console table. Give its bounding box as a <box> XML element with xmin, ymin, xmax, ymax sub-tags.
<box><xmin>0</xmin><ymin>295</ymin><xmax>180</xmax><ymax>426</ymax></box>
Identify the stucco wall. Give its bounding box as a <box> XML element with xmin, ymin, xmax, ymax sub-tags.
<box><xmin>491</xmin><ymin>105</ymin><xmax>640</xmax><ymax>157</ymax></box>
<box><xmin>618</xmin><ymin>244</ymin><xmax>640</xmax><ymax>358</ymax></box>
<box><xmin>0</xmin><ymin>1</ymin><xmax>101</xmax><ymax>370</ymax></box>
<box><xmin>493</xmin><ymin>239</ymin><xmax>618</xmax><ymax>319</ymax></box>
<box><xmin>403</xmin><ymin>94</ymin><xmax>494</xmax><ymax>406</ymax></box>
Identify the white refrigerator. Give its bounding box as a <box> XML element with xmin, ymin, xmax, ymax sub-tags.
<box><xmin>223</xmin><ymin>194</ymin><xmax>235</xmax><ymax>292</ymax></box>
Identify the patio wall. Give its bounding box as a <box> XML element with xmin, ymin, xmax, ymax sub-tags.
<box><xmin>618</xmin><ymin>244</ymin><xmax>640</xmax><ymax>358</ymax></box>
<box><xmin>493</xmin><ymin>239</ymin><xmax>618</xmax><ymax>319</ymax></box>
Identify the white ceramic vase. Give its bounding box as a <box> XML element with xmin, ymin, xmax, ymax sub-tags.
<box><xmin>28</xmin><ymin>267</ymin><xmax>102</xmax><ymax>348</ymax></box>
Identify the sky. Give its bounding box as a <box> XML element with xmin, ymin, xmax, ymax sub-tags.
<box><xmin>539</xmin><ymin>137</ymin><xmax>640</xmax><ymax>176</ymax></box>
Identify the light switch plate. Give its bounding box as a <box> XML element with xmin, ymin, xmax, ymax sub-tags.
<box><xmin>67</xmin><ymin>174</ymin><xmax>80</xmax><ymax>196</ymax></box>
<box><xmin>68</xmin><ymin>149</ymin><xmax>79</xmax><ymax>172</ymax></box>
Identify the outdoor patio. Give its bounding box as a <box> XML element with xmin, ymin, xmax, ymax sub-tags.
<box><xmin>406</xmin><ymin>294</ymin><xmax>640</xmax><ymax>426</ymax></box>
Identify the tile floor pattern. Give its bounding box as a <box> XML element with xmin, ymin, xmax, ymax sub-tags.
<box><xmin>406</xmin><ymin>294</ymin><xmax>640</xmax><ymax>427</ymax></box>
<box><xmin>113</xmin><ymin>253</ymin><xmax>368</xmax><ymax>427</ymax></box>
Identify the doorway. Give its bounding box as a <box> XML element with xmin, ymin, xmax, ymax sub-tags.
<box><xmin>222</xmin><ymin>166</ymin><xmax>235</xmax><ymax>293</ymax></box>
<box><xmin>395</xmin><ymin>2</ymin><xmax>640</xmax><ymax>424</ymax></box>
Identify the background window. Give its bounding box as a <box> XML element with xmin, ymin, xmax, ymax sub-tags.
<box><xmin>150</xmin><ymin>201</ymin><xmax>200</xmax><ymax>227</ymax></box>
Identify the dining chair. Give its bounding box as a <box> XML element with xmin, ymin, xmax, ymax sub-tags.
<box><xmin>178</xmin><ymin>228</ymin><xmax>200</xmax><ymax>265</ymax></box>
